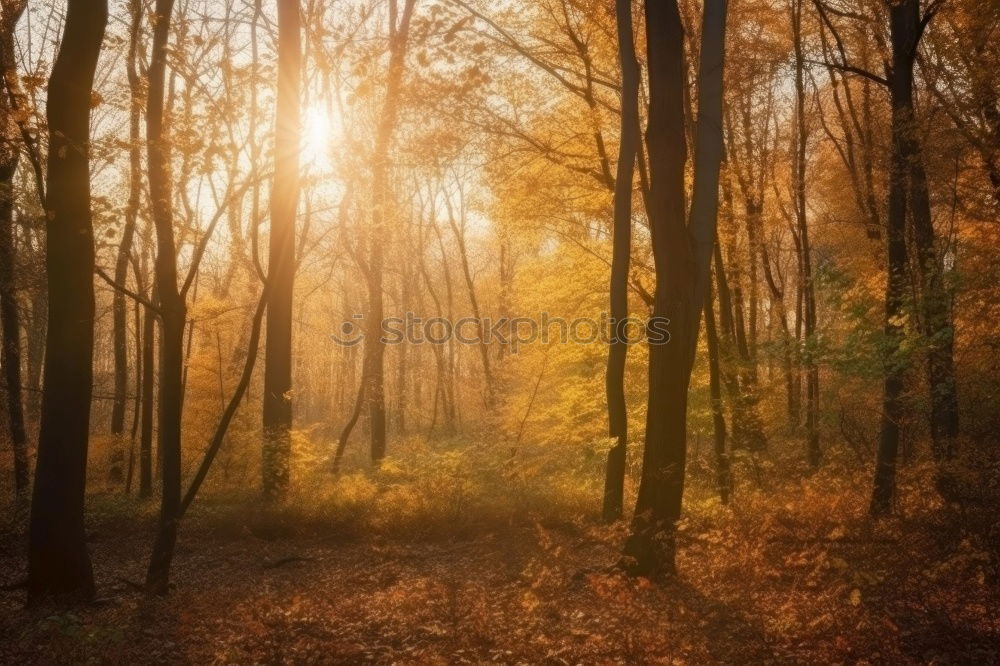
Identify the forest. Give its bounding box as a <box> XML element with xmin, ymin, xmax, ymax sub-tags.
<box><xmin>0</xmin><ymin>0</ymin><xmax>998</xmax><ymax>662</ymax></box>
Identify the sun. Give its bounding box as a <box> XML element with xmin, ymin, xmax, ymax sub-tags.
<box><xmin>301</xmin><ymin>104</ymin><xmax>333</xmax><ymax>171</ymax></box>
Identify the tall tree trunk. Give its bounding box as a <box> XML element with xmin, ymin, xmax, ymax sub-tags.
<box><xmin>109</xmin><ymin>0</ymin><xmax>145</xmax><ymax>483</ymax></box>
<box><xmin>686</xmin><ymin>0</ymin><xmax>729</xmax><ymax>332</ymax></box>
<box><xmin>144</xmin><ymin>0</ymin><xmax>187</xmax><ymax>595</ymax></box>
<box><xmin>623</xmin><ymin>0</ymin><xmax>691</xmax><ymax>578</ymax></box>
<box><xmin>0</xmin><ymin>0</ymin><xmax>29</xmax><ymax>499</ymax></box>
<box><xmin>791</xmin><ymin>0</ymin><xmax>820</xmax><ymax>467</ymax></box>
<box><xmin>0</xmin><ymin>176</ymin><xmax>28</xmax><ymax>500</ymax></box>
<box><xmin>603</xmin><ymin>0</ymin><xmax>640</xmax><ymax>523</ymax></box>
<box><xmin>871</xmin><ymin>0</ymin><xmax>928</xmax><ymax>514</ymax></box>
<box><xmin>904</xmin><ymin>5</ymin><xmax>958</xmax><ymax>462</ymax></box>
<box><xmin>0</xmin><ymin>160</ymin><xmax>28</xmax><ymax>499</ymax></box>
<box><xmin>262</xmin><ymin>0</ymin><xmax>302</xmax><ymax>501</ymax></box>
<box><xmin>27</xmin><ymin>0</ymin><xmax>107</xmax><ymax>605</ymax></box>
<box><xmin>623</xmin><ymin>0</ymin><xmax>727</xmax><ymax>578</ymax></box>
<box><xmin>365</xmin><ymin>0</ymin><xmax>416</xmax><ymax>465</ymax></box>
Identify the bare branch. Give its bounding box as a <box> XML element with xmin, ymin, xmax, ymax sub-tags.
<box><xmin>95</xmin><ymin>266</ymin><xmax>161</xmax><ymax>314</ymax></box>
<box><xmin>805</xmin><ymin>59</ymin><xmax>888</xmax><ymax>87</ymax></box>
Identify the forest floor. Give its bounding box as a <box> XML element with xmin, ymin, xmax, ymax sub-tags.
<box><xmin>1</xmin><ymin>459</ymin><xmax>998</xmax><ymax>664</ymax></box>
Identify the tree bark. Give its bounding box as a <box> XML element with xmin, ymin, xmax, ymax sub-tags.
<box><xmin>332</xmin><ymin>378</ymin><xmax>365</xmax><ymax>475</ymax></box>
<box><xmin>365</xmin><ymin>0</ymin><xmax>416</xmax><ymax>465</ymax></box>
<box><xmin>0</xmin><ymin>0</ymin><xmax>29</xmax><ymax>499</ymax></box>
<box><xmin>871</xmin><ymin>0</ymin><xmax>933</xmax><ymax>514</ymax></box>
<box><xmin>622</xmin><ymin>0</ymin><xmax>690</xmax><ymax>578</ymax></box>
<box><xmin>25</xmin><ymin>283</ymin><xmax>44</xmax><ymax>421</ymax></box>
<box><xmin>686</xmin><ymin>0</ymin><xmax>729</xmax><ymax>337</ymax></box>
<box><xmin>262</xmin><ymin>0</ymin><xmax>302</xmax><ymax>501</ymax></box>
<box><xmin>27</xmin><ymin>0</ymin><xmax>107</xmax><ymax>605</ymax></box>
<box><xmin>623</xmin><ymin>0</ymin><xmax>726</xmax><ymax>578</ymax></box>
<box><xmin>144</xmin><ymin>0</ymin><xmax>186</xmax><ymax>595</ymax></box>
<box><xmin>125</xmin><ymin>295</ymin><xmax>142</xmax><ymax>493</ymax></box>
<box><xmin>715</xmin><ymin>241</ymin><xmax>766</xmax><ymax>450</ymax></box>
<box><xmin>139</xmin><ymin>291</ymin><xmax>156</xmax><ymax>499</ymax></box>
<box><xmin>791</xmin><ymin>0</ymin><xmax>820</xmax><ymax>468</ymax></box>
<box><xmin>0</xmin><ymin>159</ymin><xmax>27</xmax><ymax>499</ymax></box>
<box><xmin>603</xmin><ymin>0</ymin><xmax>640</xmax><ymax>524</ymax></box>
<box><xmin>705</xmin><ymin>279</ymin><xmax>730</xmax><ymax>504</ymax></box>
<box><xmin>905</xmin><ymin>6</ymin><xmax>958</xmax><ymax>463</ymax></box>
<box><xmin>109</xmin><ymin>0</ymin><xmax>145</xmax><ymax>482</ymax></box>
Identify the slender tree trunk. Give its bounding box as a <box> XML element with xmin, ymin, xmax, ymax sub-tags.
<box><xmin>416</xmin><ymin>209</ymin><xmax>451</xmax><ymax>435</ymax></box>
<box><xmin>0</xmin><ymin>153</ymin><xmax>28</xmax><ymax>499</ymax></box>
<box><xmin>139</xmin><ymin>293</ymin><xmax>156</xmax><ymax>499</ymax></box>
<box><xmin>497</xmin><ymin>234</ymin><xmax>513</xmax><ymax>365</ymax></box>
<box><xmin>779</xmin><ymin>313</ymin><xmax>796</xmax><ymax>425</ymax></box>
<box><xmin>705</xmin><ymin>279</ymin><xmax>730</xmax><ymax>504</ymax></box>
<box><xmin>180</xmin><ymin>286</ymin><xmax>269</xmax><ymax>516</ymax></box>
<box><xmin>435</xmin><ymin>221</ymin><xmax>457</xmax><ymax>433</ymax></box>
<box><xmin>791</xmin><ymin>0</ymin><xmax>820</xmax><ymax>467</ymax></box>
<box><xmin>714</xmin><ymin>241</ymin><xmax>765</xmax><ymax>450</ymax></box>
<box><xmin>27</xmin><ymin>0</ymin><xmax>107</xmax><ymax>605</ymax></box>
<box><xmin>444</xmin><ymin>190</ymin><xmax>494</xmax><ymax>403</ymax></box>
<box><xmin>603</xmin><ymin>0</ymin><xmax>639</xmax><ymax>523</ymax></box>
<box><xmin>728</xmin><ymin>255</ymin><xmax>764</xmax><ymax>446</ymax></box>
<box><xmin>137</xmin><ymin>289</ymin><xmax>270</xmax><ymax>569</ymax></box>
<box><xmin>262</xmin><ymin>0</ymin><xmax>301</xmax><ymax>501</ymax></box>
<box><xmin>395</xmin><ymin>274</ymin><xmax>408</xmax><ymax>432</ymax></box>
<box><xmin>146</xmin><ymin>300</ymin><xmax>183</xmax><ymax>595</ymax></box>
<box><xmin>180</xmin><ymin>276</ymin><xmax>197</xmax><ymax>409</ymax></box>
<box><xmin>759</xmin><ymin>227</ymin><xmax>797</xmax><ymax>430</ymax></box>
<box><xmin>144</xmin><ymin>0</ymin><xmax>187</xmax><ymax>595</ymax></box>
<box><xmin>731</xmin><ymin>269</ymin><xmax>751</xmax><ymax>361</ymax></box>
<box><xmin>332</xmin><ymin>379</ymin><xmax>365</xmax><ymax>475</ymax></box>
<box><xmin>0</xmin><ymin>0</ymin><xmax>29</xmax><ymax>500</ymax></box>
<box><xmin>25</xmin><ymin>283</ymin><xmax>44</xmax><ymax>422</ymax></box>
<box><xmin>363</xmin><ymin>265</ymin><xmax>387</xmax><ymax>462</ymax></box>
<box><xmin>744</xmin><ymin>200</ymin><xmax>764</xmax><ymax>371</ymax></box>
<box><xmin>871</xmin><ymin>0</ymin><xmax>927</xmax><ymax>514</ymax></box>
<box><xmin>911</xmin><ymin>164</ymin><xmax>958</xmax><ymax>461</ymax></box>
<box><xmin>686</xmin><ymin>0</ymin><xmax>729</xmax><ymax>333</ymax></box>
<box><xmin>109</xmin><ymin>0</ymin><xmax>145</xmax><ymax>483</ymax></box>
<box><xmin>791</xmin><ymin>223</ymin><xmax>804</xmax><ymax>417</ymax></box>
<box><xmin>905</xmin><ymin>13</ymin><xmax>958</xmax><ymax>462</ymax></box>
<box><xmin>126</xmin><ymin>295</ymin><xmax>143</xmax><ymax>493</ymax></box>
<box><xmin>366</xmin><ymin>0</ymin><xmax>416</xmax><ymax>464</ymax></box>
<box><xmin>870</xmin><ymin>156</ymin><xmax>906</xmax><ymax>515</ymax></box>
